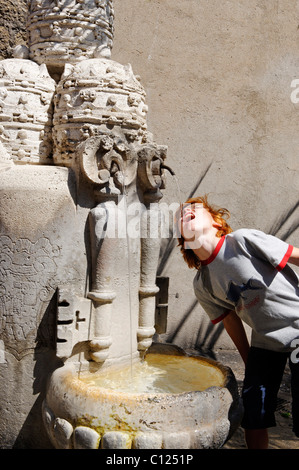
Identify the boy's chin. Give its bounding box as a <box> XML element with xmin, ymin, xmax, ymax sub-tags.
<box><xmin>183</xmin><ymin>238</ymin><xmax>202</xmax><ymax>250</ymax></box>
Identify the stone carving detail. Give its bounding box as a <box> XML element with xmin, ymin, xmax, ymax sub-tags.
<box><xmin>0</xmin><ymin>2</ymin><xmax>168</xmax><ymax>367</ymax></box>
<box><xmin>0</xmin><ymin>59</ymin><xmax>55</xmax><ymax>164</ymax></box>
<box><xmin>43</xmin><ymin>399</ymin><xmax>228</xmax><ymax>449</ymax></box>
<box><xmin>56</xmin><ymin>286</ymin><xmax>91</xmax><ymax>359</ymax></box>
<box><xmin>137</xmin><ymin>142</ymin><xmax>168</xmax><ymax>203</ymax></box>
<box><xmin>79</xmin><ymin>132</ymin><xmax>137</xmax><ymax>198</ymax></box>
<box><xmin>52</xmin><ymin>58</ymin><xmax>148</xmax><ymax>167</ymax></box>
<box><xmin>42</xmin><ymin>349</ymin><xmax>241</xmax><ymax>449</ymax></box>
<box><xmin>0</xmin><ymin>235</ymin><xmax>59</xmax><ymax>358</ymax></box>
<box><xmin>87</xmin><ymin>202</ymin><xmax>117</xmax><ymax>362</ymax></box>
<box><xmin>28</xmin><ymin>0</ymin><xmax>114</xmax><ymax>75</ymax></box>
<box><xmin>77</xmin><ymin>128</ymin><xmax>168</xmax><ymax>359</ymax></box>
<box><xmin>138</xmin><ymin>206</ymin><xmax>161</xmax><ymax>352</ymax></box>
<box><xmin>78</xmin><ymin>132</ymin><xmax>168</xmax><ymax>200</ymax></box>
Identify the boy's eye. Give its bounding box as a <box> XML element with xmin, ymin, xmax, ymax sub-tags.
<box><xmin>181</xmin><ymin>203</ymin><xmax>192</xmax><ymax>213</ymax></box>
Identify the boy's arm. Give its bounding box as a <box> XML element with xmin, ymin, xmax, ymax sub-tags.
<box><xmin>288</xmin><ymin>246</ymin><xmax>299</xmax><ymax>267</ymax></box>
<box><xmin>222</xmin><ymin>310</ymin><xmax>250</xmax><ymax>365</ymax></box>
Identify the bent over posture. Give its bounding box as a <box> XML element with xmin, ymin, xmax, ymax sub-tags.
<box><xmin>177</xmin><ymin>195</ymin><xmax>299</xmax><ymax>449</ymax></box>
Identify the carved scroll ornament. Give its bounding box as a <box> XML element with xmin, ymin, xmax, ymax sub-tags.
<box><xmin>79</xmin><ymin>132</ymin><xmax>138</xmax><ymax>198</ymax></box>
<box><xmin>137</xmin><ymin>142</ymin><xmax>168</xmax><ymax>202</ymax></box>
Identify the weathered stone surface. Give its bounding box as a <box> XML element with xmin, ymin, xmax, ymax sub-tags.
<box><xmin>73</xmin><ymin>426</ymin><xmax>101</xmax><ymax>449</ymax></box>
<box><xmin>162</xmin><ymin>431</ymin><xmax>191</xmax><ymax>450</ymax></box>
<box><xmin>52</xmin><ymin>58</ymin><xmax>148</xmax><ymax>166</ymax></box>
<box><xmin>0</xmin><ymin>0</ymin><xmax>27</xmax><ymax>60</ymax></box>
<box><xmin>0</xmin><ymin>163</ymin><xmax>89</xmax><ymax>448</ymax></box>
<box><xmin>43</xmin><ymin>347</ymin><xmax>242</xmax><ymax>449</ymax></box>
<box><xmin>0</xmin><ymin>59</ymin><xmax>55</xmax><ymax>164</ymax></box>
<box><xmin>28</xmin><ymin>0</ymin><xmax>114</xmax><ymax>77</ymax></box>
<box><xmin>53</xmin><ymin>418</ymin><xmax>73</xmax><ymax>449</ymax></box>
<box><xmin>132</xmin><ymin>432</ymin><xmax>162</xmax><ymax>449</ymax></box>
<box><xmin>101</xmin><ymin>431</ymin><xmax>131</xmax><ymax>449</ymax></box>
<box><xmin>42</xmin><ymin>401</ymin><xmax>56</xmax><ymax>446</ymax></box>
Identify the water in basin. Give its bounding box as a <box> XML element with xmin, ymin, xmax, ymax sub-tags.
<box><xmin>78</xmin><ymin>353</ymin><xmax>225</xmax><ymax>394</ymax></box>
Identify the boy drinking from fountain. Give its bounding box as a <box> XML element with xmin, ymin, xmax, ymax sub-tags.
<box><xmin>176</xmin><ymin>195</ymin><xmax>299</xmax><ymax>449</ymax></box>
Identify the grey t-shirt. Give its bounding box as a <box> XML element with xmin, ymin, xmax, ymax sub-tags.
<box><xmin>193</xmin><ymin>229</ymin><xmax>299</xmax><ymax>352</ymax></box>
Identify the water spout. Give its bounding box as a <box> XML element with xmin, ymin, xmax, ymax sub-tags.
<box><xmin>161</xmin><ymin>164</ymin><xmax>175</xmax><ymax>176</ymax></box>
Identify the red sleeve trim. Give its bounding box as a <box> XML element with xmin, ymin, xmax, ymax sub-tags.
<box><xmin>211</xmin><ymin>310</ymin><xmax>231</xmax><ymax>324</ymax></box>
<box><xmin>276</xmin><ymin>244</ymin><xmax>293</xmax><ymax>272</ymax></box>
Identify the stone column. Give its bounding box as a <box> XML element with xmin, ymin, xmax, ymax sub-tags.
<box><xmin>137</xmin><ymin>204</ymin><xmax>161</xmax><ymax>352</ymax></box>
<box><xmin>88</xmin><ymin>201</ymin><xmax>117</xmax><ymax>362</ymax></box>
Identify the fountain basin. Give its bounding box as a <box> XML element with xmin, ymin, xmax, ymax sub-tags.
<box><xmin>43</xmin><ymin>345</ymin><xmax>242</xmax><ymax>449</ymax></box>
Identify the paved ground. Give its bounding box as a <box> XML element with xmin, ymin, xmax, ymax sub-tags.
<box><xmin>214</xmin><ymin>350</ymin><xmax>299</xmax><ymax>450</ymax></box>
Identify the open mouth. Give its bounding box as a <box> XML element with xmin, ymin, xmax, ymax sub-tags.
<box><xmin>183</xmin><ymin>212</ymin><xmax>195</xmax><ymax>222</ymax></box>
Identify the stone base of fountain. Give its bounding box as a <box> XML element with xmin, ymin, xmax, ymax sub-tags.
<box><xmin>42</xmin><ymin>344</ymin><xmax>243</xmax><ymax>449</ymax></box>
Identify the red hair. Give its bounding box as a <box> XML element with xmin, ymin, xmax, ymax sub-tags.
<box><xmin>177</xmin><ymin>195</ymin><xmax>233</xmax><ymax>270</ymax></box>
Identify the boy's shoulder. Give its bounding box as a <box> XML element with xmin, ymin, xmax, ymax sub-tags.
<box><xmin>225</xmin><ymin>229</ymin><xmax>270</xmax><ymax>254</ymax></box>
<box><xmin>227</xmin><ymin>228</ymin><xmax>264</xmax><ymax>242</ymax></box>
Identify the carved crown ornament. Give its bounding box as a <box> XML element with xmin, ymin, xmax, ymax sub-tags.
<box><xmin>52</xmin><ymin>58</ymin><xmax>149</xmax><ymax>166</ymax></box>
<box><xmin>0</xmin><ymin>59</ymin><xmax>55</xmax><ymax>164</ymax></box>
<box><xmin>28</xmin><ymin>0</ymin><xmax>114</xmax><ymax>75</ymax></box>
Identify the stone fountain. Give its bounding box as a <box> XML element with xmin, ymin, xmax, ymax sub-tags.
<box><xmin>0</xmin><ymin>0</ymin><xmax>242</xmax><ymax>449</ymax></box>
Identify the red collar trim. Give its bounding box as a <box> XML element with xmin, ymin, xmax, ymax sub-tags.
<box><xmin>200</xmin><ymin>236</ymin><xmax>226</xmax><ymax>266</ymax></box>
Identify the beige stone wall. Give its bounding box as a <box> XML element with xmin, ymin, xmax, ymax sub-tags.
<box><xmin>112</xmin><ymin>0</ymin><xmax>299</xmax><ymax>352</ymax></box>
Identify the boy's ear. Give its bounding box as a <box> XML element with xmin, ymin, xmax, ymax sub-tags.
<box><xmin>212</xmin><ymin>221</ymin><xmax>222</xmax><ymax>229</ymax></box>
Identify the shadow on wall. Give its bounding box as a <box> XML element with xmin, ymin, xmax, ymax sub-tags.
<box><xmin>267</xmin><ymin>199</ymin><xmax>299</xmax><ymax>241</ymax></box>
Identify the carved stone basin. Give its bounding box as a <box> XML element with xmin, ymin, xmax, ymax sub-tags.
<box><xmin>42</xmin><ymin>344</ymin><xmax>242</xmax><ymax>449</ymax></box>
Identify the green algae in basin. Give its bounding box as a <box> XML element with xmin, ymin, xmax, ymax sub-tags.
<box><xmin>78</xmin><ymin>354</ymin><xmax>226</xmax><ymax>394</ymax></box>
